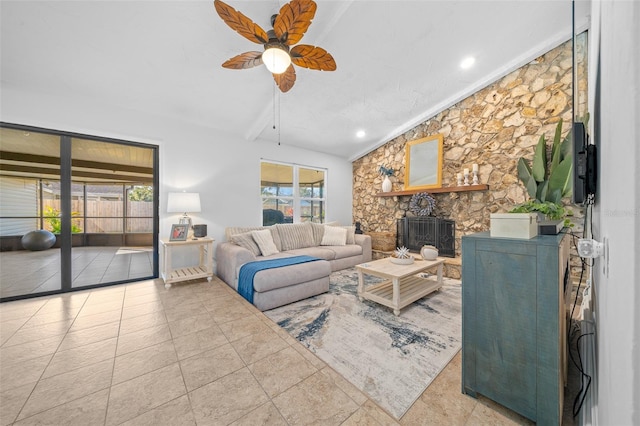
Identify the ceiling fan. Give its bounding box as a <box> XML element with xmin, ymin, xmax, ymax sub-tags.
<box><xmin>214</xmin><ymin>0</ymin><xmax>336</xmax><ymax>93</ymax></box>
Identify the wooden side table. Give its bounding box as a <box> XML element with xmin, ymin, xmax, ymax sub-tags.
<box><xmin>160</xmin><ymin>237</ymin><xmax>214</xmax><ymax>288</ymax></box>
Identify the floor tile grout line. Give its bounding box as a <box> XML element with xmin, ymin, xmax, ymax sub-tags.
<box><xmin>224</xmin><ymin>327</ymin><xmax>298</xmax><ymax>425</ymax></box>
<box><xmin>103</xmin><ymin>283</ymin><xmax>128</xmax><ymax>426</ymax></box>
<box><xmin>2</xmin><ymin>276</ymin><xmax>563</xmax><ymax>425</ymax></box>
<box><xmin>10</xmin><ymin>287</ymin><xmax>107</xmax><ymax>424</ymax></box>
<box><xmin>173</xmin><ymin>320</ymin><xmax>198</xmax><ymax>426</ymax></box>
<box><xmin>13</xmin><ymin>387</ymin><xmax>112</xmax><ymax>426</ymax></box>
<box><xmin>231</xmin><ymin>295</ymin><xmax>371</xmax><ymax>425</ymax></box>
<box><xmin>166</xmin><ymin>288</ymin><xmax>291</xmax><ymax>422</ymax></box>
<box><xmin>110</xmin><ymin>285</ymin><xmax>249</xmax><ymax>423</ymax></box>
<box><xmin>4</xmin><ymin>281</ymin><xmax>198</xmax><ymax>424</ymax></box>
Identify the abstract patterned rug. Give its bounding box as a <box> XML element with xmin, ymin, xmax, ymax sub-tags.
<box><xmin>264</xmin><ymin>267</ymin><xmax>462</xmax><ymax>419</ymax></box>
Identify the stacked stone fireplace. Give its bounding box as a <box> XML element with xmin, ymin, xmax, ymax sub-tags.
<box><xmin>396</xmin><ymin>217</ymin><xmax>456</xmax><ymax>258</ymax></box>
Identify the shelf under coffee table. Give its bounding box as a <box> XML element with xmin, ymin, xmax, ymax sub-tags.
<box><xmin>355</xmin><ymin>257</ymin><xmax>445</xmax><ymax>316</ymax></box>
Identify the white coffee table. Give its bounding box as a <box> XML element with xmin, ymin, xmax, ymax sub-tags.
<box><xmin>355</xmin><ymin>256</ymin><xmax>445</xmax><ymax>316</ymax></box>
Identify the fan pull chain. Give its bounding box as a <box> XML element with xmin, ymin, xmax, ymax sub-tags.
<box><xmin>272</xmin><ymin>82</ymin><xmax>281</xmax><ymax>146</ymax></box>
<box><xmin>273</xmin><ymin>82</ymin><xmax>276</xmax><ymax>132</ymax></box>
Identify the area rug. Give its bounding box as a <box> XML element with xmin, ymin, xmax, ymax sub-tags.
<box><xmin>264</xmin><ymin>267</ymin><xmax>462</xmax><ymax>419</ymax></box>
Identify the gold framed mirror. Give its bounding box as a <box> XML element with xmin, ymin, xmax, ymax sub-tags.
<box><xmin>404</xmin><ymin>134</ymin><xmax>444</xmax><ymax>190</ymax></box>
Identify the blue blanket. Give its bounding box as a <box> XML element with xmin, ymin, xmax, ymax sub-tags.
<box><xmin>237</xmin><ymin>255</ymin><xmax>322</xmax><ymax>304</ymax></box>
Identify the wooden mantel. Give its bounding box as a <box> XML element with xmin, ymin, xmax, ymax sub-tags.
<box><xmin>375</xmin><ymin>184</ymin><xmax>489</xmax><ymax>197</ymax></box>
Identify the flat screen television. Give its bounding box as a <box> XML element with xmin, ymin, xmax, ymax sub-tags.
<box><xmin>572</xmin><ymin>121</ymin><xmax>587</xmax><ymax>204</ymax></box>
<box><xmin>571</xmin><ymin>1</ymin><xmax>596</xmax><ymax>205</ymax></box>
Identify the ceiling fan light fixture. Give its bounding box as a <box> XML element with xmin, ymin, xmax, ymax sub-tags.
<box><xmin>262</xmin><ymin>44</ymin><xmax>291</xmax><ymax>74</ymax></box>
<box><xmin>214</xmin><ymin>0</ymin><xmax>335</xmax><ymax>91</ymax></box>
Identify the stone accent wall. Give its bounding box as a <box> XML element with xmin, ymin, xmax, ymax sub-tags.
<box><xmin>353</xmin><ymin>39</ymin><xmax>586</xmax><ymax>278</ymax></box>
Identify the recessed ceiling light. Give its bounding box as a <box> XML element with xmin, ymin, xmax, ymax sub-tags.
<box><xmin>460</xmin><ymin>56</ymin><xmax>475</xmax><ymax>69</ymax></box>
<box><xmin>356</xmin><ymin>130</ymin><xmax>366</xmax><ymax>138</ymax></box>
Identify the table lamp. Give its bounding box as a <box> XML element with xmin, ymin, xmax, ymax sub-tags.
<box><xmin>167</xmin><ymin>192</ymin><xmax>201</xmax><ymax>238</ymax></box>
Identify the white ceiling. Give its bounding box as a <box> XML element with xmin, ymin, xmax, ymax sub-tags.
<box><xmin>0</xmin><ymin>1</ymin><xmax>588</xmax><ymax>161</ymax></box>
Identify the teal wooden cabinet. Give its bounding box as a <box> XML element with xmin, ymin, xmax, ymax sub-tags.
<box><xmin>461</xmin><ymin>231</ymin><xmax>570</xmax><ymax>425</ymax></box>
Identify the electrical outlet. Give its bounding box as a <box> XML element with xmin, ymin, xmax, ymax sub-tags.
<box><xmin>577</xmin><ymin>238</ymin><xmax>604</xmax><ymax>258</ymax></box>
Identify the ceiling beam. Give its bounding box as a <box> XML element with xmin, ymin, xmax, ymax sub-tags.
<box><xmin>0</xmin><ymin>164</ymin><xmax>152</xmax><ymax>183</ymax></box>
<box><xmin>0</xmin><ymin>151</ymin><xmax>153</xmax><ymax>175</ymax></box>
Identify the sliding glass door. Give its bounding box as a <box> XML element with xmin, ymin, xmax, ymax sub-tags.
<box><xmin>0</xmin><ymin>128</ymin><xmax>64</xmax><ymax>297</ymax></box>
<box><xmin>0</xmin><ymin>124</ymin><xmax>159</xmax><ymax>301</ymax></box>
<box><xmin>70</xmin><ymin>137</ymin><xmax>156</xmax><ymax>288</ymax></box>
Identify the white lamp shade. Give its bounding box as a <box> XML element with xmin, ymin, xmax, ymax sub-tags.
<box><xmin>167</xmin><ymin>192</ymin><xmax>201</xmax><ymax>213</ymax></box>
<box><xmin>262</xmin><ymin>46</ymin><xmax>291</xmax><ymax>74</ymax></box>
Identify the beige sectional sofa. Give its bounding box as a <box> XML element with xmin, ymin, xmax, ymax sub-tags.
<box><xmin>216</xmin><ymin>222</ymin><xmax>372</xmax><ymax>311</ymax></box>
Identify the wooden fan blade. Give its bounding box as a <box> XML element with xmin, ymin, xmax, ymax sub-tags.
<box><xmin>222</xmin><ymin>51</ymin><xmax>263</xmax><ymax>69</ymax></box>
<box><xmin>290</xmin><ymin>44</ymin><xmax>336</xmax><ymax>71</ymax></box>
<box><xmin>273</xmin><ymin>65</ymin><xmax>296</xmax><ymax>93</ymax></box>
<box><xmin>214</xmin><ymin>0</ymin><xmax>268</xmax><ymax>44</ymax></box>
<box><xmin>273</xmin><ymin>0</ymin><xmax>316</xmax><ymax>46</ymax></box>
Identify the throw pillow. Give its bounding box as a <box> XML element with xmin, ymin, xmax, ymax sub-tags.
<box><xmin>321</xmin><ymin>225</ymin><xmax>347</xmax><ymax>246</ymax></box>
<box><xmin>268</xmin><ymin>226</ymin><xmax>282</xmax><ymax>252</ymax></box>
<box><xmin>342</xmin><ymin>225</ymin><xmax>356</xmax><ymax>245</ymax></box>
<box><xmin>325</xmin><ymin>224</ymin><xmax>356</xmax><ymax>244</ymax></box>
<box><xmin>226</xmin><ymin>226</ymin><xmax>264</xmax><ymax>241</ymax></box>
<box><xmin>276</xmin><ymin>223</ymin><xmax>315</xmax><ymax>251</ymax></box>
<box><xmin>310</xmin><ymin>222</ymin><xmax>325</xmax><ymax>246</ymax></box>
<box><xmin>229</xmin><ymin>232</ymin><xmax>261</xmax><ymax>256</ymax></box>
<box><xmin>251</xmin><ymin>229</ymin><xmax>279</xmax><ymax>256</ymax></box>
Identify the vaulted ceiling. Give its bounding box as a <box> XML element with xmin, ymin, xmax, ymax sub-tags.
<box><xmin>0</xmin><ymin>1</ymin><xmax>588</xmax><ymax>161</ymax></box>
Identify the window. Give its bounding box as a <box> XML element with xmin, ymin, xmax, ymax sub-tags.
<box><xmin>261</xmin><ymin>161</ymin><xmax>326</xmax><ymax>225</ymax></box>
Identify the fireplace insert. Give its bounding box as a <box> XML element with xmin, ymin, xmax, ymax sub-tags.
<box><xmin>396</xmin><ymin>217</ymin><xmax>455</xmax><ymax>257</ymax></box>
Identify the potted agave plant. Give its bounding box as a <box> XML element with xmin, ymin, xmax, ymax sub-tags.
<box><xmin>510</xmin><ymin>119</ymin><xmax>574</xmax><ymax>227</ymax></box>
<box><xmin>492</xmin><ymin>119</ymin><xmax>574</xmax><ymax>239</ymax></box>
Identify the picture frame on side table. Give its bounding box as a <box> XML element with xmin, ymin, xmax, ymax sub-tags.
<box><xmin>170</xmin><ymin>224</ymin><xmax>188</xmax><ymax>241</ymax></box>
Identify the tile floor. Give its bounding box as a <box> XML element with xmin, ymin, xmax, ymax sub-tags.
<box><xmin>0</xmin><ymin>276</ymin><xmax>575</xmax><ymax>425</ymax></box>
<box><xmin>0</xmin><ymin>247</ymin><xmax>153</xmax><ymax>299</ymax></box>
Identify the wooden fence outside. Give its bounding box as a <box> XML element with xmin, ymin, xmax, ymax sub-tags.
<box><xmin>44</xmin><ymin>200</ymin><xmax>153</xmax><ymax>233</ymax></box>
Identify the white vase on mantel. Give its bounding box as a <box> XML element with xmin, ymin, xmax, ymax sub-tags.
<box><xmin>382</xmin><ymin>175</ymin><xmax>392</xmax><ymax>192</ymax></box>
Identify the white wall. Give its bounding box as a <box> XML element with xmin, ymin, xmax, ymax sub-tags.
<box><xmin>0</xmin><ymin>85</ymin><xmax>355</xmax><ymax>251</ymax></box>
<box><xmin>590</xmin><ymin>1</ymin><xmax>640</xmax><ymax>424</ymax></box>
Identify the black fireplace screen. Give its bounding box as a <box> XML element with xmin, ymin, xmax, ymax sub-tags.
<box><xmin>396</xmin><ymin>217</ymin><xmax>455</xmax><ymax>257</ymax></box>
